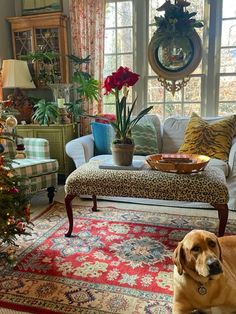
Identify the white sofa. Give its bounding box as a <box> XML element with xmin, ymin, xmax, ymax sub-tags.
<box><xmin>65</xmin><ymin>115</ymin><xmax>236</xmax><ymax>211</ymax></box>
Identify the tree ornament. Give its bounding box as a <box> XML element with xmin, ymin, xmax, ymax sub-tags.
<box><xmin>0</xmin><ymin>144</ymin><xmax>5</xmax><ymax>154</ymax></box>
<box><xmin>6</xmin><ymin>116</ymin><xmax>18</xmax><ymax>128</ymax></box>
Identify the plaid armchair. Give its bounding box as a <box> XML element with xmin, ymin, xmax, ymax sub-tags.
<box><xmin>6</xmin><ymin>138</ymin><xmax>59</xmax><ymax>203</ymax></box>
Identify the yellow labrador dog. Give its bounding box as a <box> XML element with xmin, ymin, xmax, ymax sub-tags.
<box><xmin>173</xmin><ymin>230</ymin><xmax>236</xmax><ymax>314</ymax></box>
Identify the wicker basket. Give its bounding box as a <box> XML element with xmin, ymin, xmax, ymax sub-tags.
<box><xmin>146</xmin><ymin>154</ymin><xmax>210</xmax><ymax>174</ymax></box>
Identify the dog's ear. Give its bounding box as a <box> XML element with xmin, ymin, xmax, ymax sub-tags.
<box><xmin>216</xmin><ymin>238</ymin><xmax>223</xmax><ymax>262</ymax></box>
<box><xmin>173</xmin><ymin>242</ymin><xmax>184</xmax><ymax>275</ymax></box>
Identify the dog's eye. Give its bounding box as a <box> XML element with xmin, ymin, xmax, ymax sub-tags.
<box><xmin>191</xmin><ymin>246</ymin><xmax>200</xmax><ymax>252</ymax></box>
<box><xmin>208</xmin><ymin>240</ymin><xmax>216</xmax><ymax>248</ymax></box>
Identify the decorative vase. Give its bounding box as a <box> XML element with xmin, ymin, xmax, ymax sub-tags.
<box><xmin>111</xmin><ymin>143</ymin><xmax>135</xmax><ymax>166</ymax></box>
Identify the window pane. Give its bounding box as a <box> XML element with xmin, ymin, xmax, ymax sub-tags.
<box><xmin>105</xmin><ymin>29</ymin><xmax>116</xmax><ymax>53</ymax></box>
<box><xmin>149</xmin><ymin>0</ymin><xmax>165</xmax><ymax>24</ymax></box>
<box><xmin>219</xmin><ymin>76</ymin><xmax>236</xmax><ymax>101</ymax></box>
<box><xmin>223</xmin><ymin>0</ymin><xmax>236</xmax><ymax>18</ymax></box>
<box><xmin>105</xmin><ymin>2</ymin><xmax>115</xmax><ymax>28</ymax></box>
<box><xmin>192</xmin><ymin>61</ymin><xmax>202</xmax><ymax>74</ymax></box>
<box><xmin>117</xmin><ymin>28</ymin><xmax>133</xmax><ymax>53</ymax></box>
<box><xmin>188</xmin><ymin>0</ymin><xmax>204</xmax><ymax>20</ymax></box>
<box><xmin>183</xmin><ymin>103</ymin><xmax>201</xmax><ymax>116</ymax></box>
<box><xmin>165</xmin><ymin>90</ymin><xmax>182</xmax><ymax>102</ymax></box>
<box><xmin>104</xmin><ymin>55</ymin><xmax>117</xmax><ymax>77</ymax></box>
<box><xmin>165</xmin><ymin>103</ymin><xmax>182</xmax><ymax>118</ymax></box>
<box><xmin>103</xmin><ymin>104</ymin><xmax>116</xmax><ymax>114</ymax></box>
<box><xmin>220</xmin><ymin>48</ymin><xmax>236</xmax><ymax>73</ymax></box>
<box><xmin>117</xmin><ymin>54</ymin><xmax>133</xmax><ymax>69</ymax></box>
<box><xmin>221</xmin><ymin>20</ymin><xmax>236</xmax><ymax>46</ymax></box>
<box><xmin>103</xmin><ymin>93</ymin><xmax>115</xmax><ymax>104</ymax></box>
<box><xmin>184</xmin><ymin>77</ymin><xmax>201</xmax><ymax>101</ymax></box>
<box><xmin>147</xmin><ymin>79</ymin><xmax>164</xmax><ymax>102</ymax></box>
<box><xmin>151</xmin><ymin>104</ymin><xmax>164</xmax><ymax>120</ymax></box>
<box><xmin>218</xmin><ymin>102</ymin><xmax>236</xmax><ymax>115</ymax></box>
<box><xmin>149</xmin><ymin>25</ymin><xmax>156</xmax><ymax>41</ymax></box>
<box><xmin>117</xmin><ymin>1</ymin><xmax>133</xmax><ymax>27</ymax></box>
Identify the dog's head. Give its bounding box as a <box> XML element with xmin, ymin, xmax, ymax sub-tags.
<box><xmin>173</xmin><ymin>230</ymin><xmax>223</xmax><ymax>278</ymax></box>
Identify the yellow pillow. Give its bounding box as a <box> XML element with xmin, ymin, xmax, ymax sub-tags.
<box><xmin>178</xmin><ymin>112</ymin><xmax>236</xmax><ymax>161</ymax></box>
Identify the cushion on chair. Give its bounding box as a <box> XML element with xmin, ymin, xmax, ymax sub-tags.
<box><xmin>178</xmin><ymin>112</ymin><xmax>236</xmax><ymax>161</ymax></box>
<box><xmin>12</xmin><ymin>158</ymin><xmax>58</xmax><ymax>177</ymax></box>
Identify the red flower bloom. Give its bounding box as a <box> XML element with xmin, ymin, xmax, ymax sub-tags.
<box><xmin>103</xmin><ymin>75</ymin><xmax>116</xmax><ymax>95</ymax></box>
<box><xmin>103</xmin><ymin>66</ymin><xmax>139</xmax><ymax>95</ymax></box>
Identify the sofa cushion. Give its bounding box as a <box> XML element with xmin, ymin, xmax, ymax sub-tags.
<box><xmin>91</xmin><ymin>122</ymin><xmax>114</xmax><ymax>155</ymax></box>
<box><xmin>178</xmin><ymin>113</ymin><xmax>236</xmax><ymax>161</ymax></box>
<box><xmin>132</xmin><ymin>123</ymin><xmax>158</xmax><ymax>155</ymax></box>
<box><xmin>91</xmin><ymin>116</ymin><xmax>161</xmax><ymax>156</ymax></box>
<box><xmin>12</xmin><ymin>158</ymin><xmax>58</xmax><ymax>178</ymax></box>
<box><xmin>162</xmin><ymin>114</ymin><xmax>236</xmax><ymax>154</ymax></box>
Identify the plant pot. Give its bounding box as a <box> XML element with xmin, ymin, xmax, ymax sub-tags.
<box><xmin>111</xmin><ymin>143</ymin><xmax>135</xmax><ymax>166</ymax></box>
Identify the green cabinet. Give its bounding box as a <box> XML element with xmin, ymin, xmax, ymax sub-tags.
<box><xmin>17</xmin><ymin>124</ymin><xmax>78</xmax><ymax>177</ymax></box>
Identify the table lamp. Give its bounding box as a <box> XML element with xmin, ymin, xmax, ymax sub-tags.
<box><xmin>2</xmin><ymin>59</ymin><xmax>36</xmax><ymax>123</ymax></box>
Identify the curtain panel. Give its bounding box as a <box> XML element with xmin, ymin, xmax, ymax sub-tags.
<box><xmin>69</xmin><ymin>0</ymin><xmax>106</xmax><ymax>135</ymax></box>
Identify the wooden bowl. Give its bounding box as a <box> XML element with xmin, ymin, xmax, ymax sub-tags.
<box><xmin>146</xmin><ymin>153</ymin><xmax>210</xmax><ymax>174</ymax></box>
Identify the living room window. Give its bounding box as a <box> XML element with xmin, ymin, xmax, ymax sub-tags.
<box><xmin>103</xmin><ymin>0</ymin><xmax>236</xmax><ymax>118</ymax></box>
<box><xmin>217</xmin><ymin>0</ymin><xmax>236</xmax><ymax>116</ymax></box>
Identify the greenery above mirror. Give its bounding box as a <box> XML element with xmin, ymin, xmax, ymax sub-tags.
<box><xmin>148</xmin><ymin>0</ymin><xmax>203</xmax><ymax>95</ymax></box>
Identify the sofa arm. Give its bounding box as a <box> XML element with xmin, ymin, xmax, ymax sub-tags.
<box><xmin>65</xmin><ymin>134</ymin><xmax>94</xmax><ymax>168</ymax></box>
<box><xmin>23</xmin><ymin>138</ymin><xmax>50</xmax><ymax>159</ymax></box>
<box><xmin>228</xmin><ymin>137</ymin><xmax>236</xmax><ymax>175</ymax></box>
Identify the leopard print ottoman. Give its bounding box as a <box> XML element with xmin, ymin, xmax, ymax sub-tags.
<box><xmin>64</xmin><ymin>162</ymin><xmax>229</xmax><ymax>237</ymax></box>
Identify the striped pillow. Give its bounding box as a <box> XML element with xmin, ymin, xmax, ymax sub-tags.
<box><xmin>178</xmin><ymin>112</ymin><xmax>236</xmax><ymax>161</ymax></box>
<box><xmin>132</xmin><ymin>123</ymin><xmax>158</xmax><ymax>155</ymax></box>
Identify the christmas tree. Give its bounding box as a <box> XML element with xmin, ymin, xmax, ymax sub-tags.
<box><xmin>0</xmin><ymin>111</ymin><xmax>31</xmax><ymax>263</ymax></box>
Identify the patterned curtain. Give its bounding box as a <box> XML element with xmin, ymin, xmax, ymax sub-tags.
<box><xmin>69</xmin><ymin>0</ymin><xmax>106</xmax><ymax>135</ymax></box>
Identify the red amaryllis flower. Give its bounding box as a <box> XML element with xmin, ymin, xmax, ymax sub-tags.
<box><xmin>112</xmin><ymin>66</ymin><xmax>139</xmax><ymax>90</ymax></box>
<box><xmin>103</xmin><ymin>75</ymin><xmax>116</xmax><ymax>95</ymax></box>
<box><xmin>102</xmin><ymin>66</ymin><xmax>153</xmax><ymax>145</ymax></box>
<box><xmin>103</xmin><ymin>66</ymin><xmax>139</xmax><ymax>95</ymax></box>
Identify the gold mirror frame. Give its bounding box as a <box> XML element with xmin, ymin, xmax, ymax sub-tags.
<box><xmin>148</xmin><ymin>31</ymin><xmax>202</xmax><ymax>95</ymax></box>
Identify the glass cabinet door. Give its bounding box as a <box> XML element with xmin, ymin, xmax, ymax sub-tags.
<box><xmin>14</xmin><ymin>30</ymin><xmax>33</xmax><ymax>58</ymax></box>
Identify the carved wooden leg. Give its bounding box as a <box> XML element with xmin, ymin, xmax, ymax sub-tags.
<box><xmin>211</xmin><ymin>203</ymin><xmax>229</xmax><ymax>237</ymax></box>
<box><xmin>65</xmin><ymin>194</ymin><xmax>76</xmax><ymax>237</ymax></box>
<box><xmin>92</xmin><ymin>195</ymin><xmax>98</xmax><ymax>212</ymax></box>
<box><xmin>47</xmin><ymin>186</ymin><xmax>55</xmax><ymax>204</ymax></box>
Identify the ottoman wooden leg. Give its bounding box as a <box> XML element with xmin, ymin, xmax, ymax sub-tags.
<box><xmin>92</xmin><ymin>195</ymin><xmax>98</xmax><ymax>212</ymax></box>
<box><xmin>65</xmin><ymin>194</ymin><xmax>76</xmax><ymax>237</ymax></box>
<box><xmin>212</xmin><ymin>203</ymin><xmax>229</xmax><ymax>237</ymax></box>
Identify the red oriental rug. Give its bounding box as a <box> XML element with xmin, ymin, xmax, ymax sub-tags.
<box><xmin>0</xmin><ymin>202</ymin><xmax>235</xmax><ymax>314</ymax></box>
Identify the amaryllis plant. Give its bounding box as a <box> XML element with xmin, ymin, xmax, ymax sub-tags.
<box><xmin>103</xmin><ymin>66</ymin><xmax>153</xmax><ymax>144</ymax></box>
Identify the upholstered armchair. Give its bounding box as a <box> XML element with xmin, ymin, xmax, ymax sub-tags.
<box><xmin>6</xmin><ymin>138</ymin><xmax>59</xmax><ymax>203</ymax></box>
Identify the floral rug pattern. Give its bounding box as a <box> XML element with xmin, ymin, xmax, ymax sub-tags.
<box><xmin>0</xmin><ymin>202</ymin><xmax>236</xmax><ymax>314</ymax></box>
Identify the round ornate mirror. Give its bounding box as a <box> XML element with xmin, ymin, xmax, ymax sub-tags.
<box><xmin>148</xmin><ymin>0</ymin><xmax>203</xmax><ymax>95</ymax></box>
<box><xmin>148</xmin><ymin>30</ymin><xmax>202</xmax><ymax>81</ymax></box>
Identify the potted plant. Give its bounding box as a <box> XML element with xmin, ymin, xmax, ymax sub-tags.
<box><xmin>32</xmin><ymin>99</ymin><xmax>58</xmax><ymax>125</ymax></box>
<box><xmin>103</xmin><ymin>66</ymin><xmax>153</xmax><ymax>166</ymax></box>
<box><xmin>65</xmin><ymin>55</ymin><xmax>100</xmax><ymax>122</ymax></box>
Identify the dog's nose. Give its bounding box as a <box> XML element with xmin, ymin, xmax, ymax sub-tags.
<box><xmin>207</xmin><ymin>258</ymin><xmax>222</xmax><ymax>275</ymax></box>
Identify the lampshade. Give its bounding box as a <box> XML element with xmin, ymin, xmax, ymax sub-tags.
<box><xmin>2</xmin><ymin>59</ymin><xmax>36</xmax><ymax>89</ymax></box>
